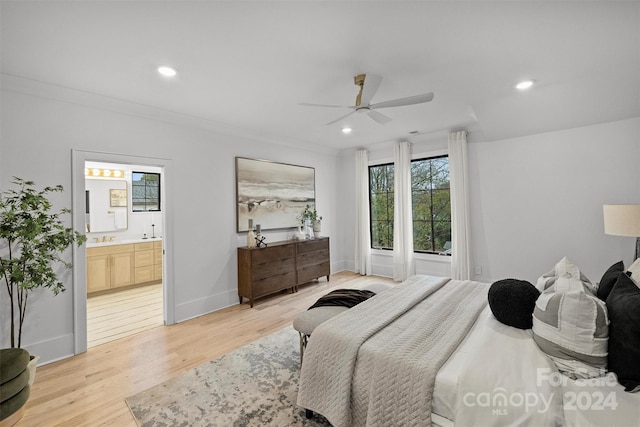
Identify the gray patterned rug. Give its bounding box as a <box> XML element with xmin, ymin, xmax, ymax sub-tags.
<box><xmin>125</xmin><ymin>326</ymin><xmax>331</xmax><ymax>426</ymax></box>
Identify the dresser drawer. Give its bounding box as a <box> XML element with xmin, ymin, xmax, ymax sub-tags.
<box><xmin>252</xmin><ymin>258</ymin><xmax>295</xmax><ymax>281</ymax></box>
<box><xmin>296</xmin><ymin>238</ymin><xmax>328</xmax><ymax>255</ymax></box>
<box><xmin>297</xmin><ymin>262</ymin><xmax>330</xmax><ymax>285</ymax></box>
<box><xmin>251</xmin><ymin>244</ymin><xmax>295</xmax><ymax>265</ymax></box>
<box><xmin>297</xmin><ymin>249</ymin><xmax>329</xmax><ymax>269</ymax></box>
<box><xmin>252</xmin><ymin>272</ymin><xmax>296</xmax><ymax>297</ymax></box>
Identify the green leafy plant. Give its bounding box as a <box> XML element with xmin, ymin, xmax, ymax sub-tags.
<box><xmin>0</xmin><ymin>177</ymin><xmax>86</xmax><ymax>348</ymax></box>
<box><xmin>297</xmin><ymin>204</ymin><xmax>322</xmax><ymax>225</ymax></box>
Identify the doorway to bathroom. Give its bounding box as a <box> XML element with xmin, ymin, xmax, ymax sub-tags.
<box><xmin>71</xmin><ymin>149</ymin><xmax>175</xmax><ymax>355</ymax></box>
<box><xmin>84</xmin><ymin>161</ymin><xmax>165</xmax><ymax>347</ymax></box>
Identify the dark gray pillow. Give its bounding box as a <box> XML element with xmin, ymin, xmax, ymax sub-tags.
<box><xmin>606</xmin><ymin>272</ymin><xmax>640</xmax><ymax>392</ymax></box>
<box><xmin>596</xmin><ymin>261</ymin><xmax>624</xmax><ymax>301</ymax></box>
<box><xmin>488</xmin><ymin>279</ymin><xmax>540</xmax><ymax>329</ymax></box>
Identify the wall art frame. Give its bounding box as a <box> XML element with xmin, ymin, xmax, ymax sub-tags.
<box><xmin>235</xmin><ymin>157</ymin><xmax>315</xmax><ymax>232</ymax></box>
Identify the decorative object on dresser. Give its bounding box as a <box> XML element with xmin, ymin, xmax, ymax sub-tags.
<box><xmin>246</xmin><ymin>219</ymin><xmax>256</xmax><ymax>248</ymax></box>
<box><xmin>237</xmin><ymin>237</ymin><xmax>330</xmax><ymax>307</ymax></box>
<box><xmin>236</xmin><ymin>157</ymin><xmax>315</xmax><ymax>232</ymax></box>
<box><xmin>297</xmin><ymin>204</ymin><xmax>322</xmax><ymax>239</ymax></box>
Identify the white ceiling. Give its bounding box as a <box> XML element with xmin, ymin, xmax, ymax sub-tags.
<box><xmin>2</xmin><ymin>1</ymin><xmax>639</xmax><ymax>151</ymax></box>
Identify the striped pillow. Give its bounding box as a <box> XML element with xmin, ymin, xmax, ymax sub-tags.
<box><xmin>532</xmin><ymin>289</ymin><xmax>609</xmax><ymax>379</ymax></box>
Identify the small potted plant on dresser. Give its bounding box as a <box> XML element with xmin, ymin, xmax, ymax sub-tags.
<box><xmin>300</xmin><ymin>204</ymin><xmax>322</xmax><ymax>238</ymax></box>
<box><xmin>0</xmin><ymin>178</ymin><xmax>86</xmax><ymax>425</ymax></box>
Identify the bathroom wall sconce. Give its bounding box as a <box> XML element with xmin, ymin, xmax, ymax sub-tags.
<box><xmin>84</xmin><ymin>168</ymin><xmax>125</xmax><ymax>178</ymax></box>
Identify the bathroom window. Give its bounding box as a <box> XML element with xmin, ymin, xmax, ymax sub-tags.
<box><xmin>132</xmin><ymin>172</ymin><xmax>161</xmax><ymax>212</ymax></box>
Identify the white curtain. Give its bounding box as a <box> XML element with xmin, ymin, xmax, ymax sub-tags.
<box><xmin>355</xmin><ymin>149</ymin><xmax>372</xmax><ymax>275</ymax></box>
<box><xmin>448</xmin><ymin>130</ymin><xmax>472</xmax><ymax>280</ymax></box>
<box><xmin>393</xmin><ymin>141</ymin><xmax>415</xmax><ymax>281</ymax></box>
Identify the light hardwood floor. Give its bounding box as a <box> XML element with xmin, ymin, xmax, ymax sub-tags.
<box><xmin>18</xmin><ymin>271</ymin><xmax>394</xmax><ymax>427</ymax></box>
<box><xmin>87</xmin><ymin>284</ymin><xmax>163</xmax><ymax>348</ymax></box>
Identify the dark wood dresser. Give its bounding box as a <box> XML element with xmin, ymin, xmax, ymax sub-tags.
<box><xmin>237</xmin><ymin>237</ymin><xmax>330</xmax><ymax>307</ymax></box>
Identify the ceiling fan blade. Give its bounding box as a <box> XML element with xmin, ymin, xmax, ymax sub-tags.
<box><xmin>358</xmin><ymin>74</ymin><xmax>383</xmax><ymax>107</ymax></box>
<box><xmin>299</xmin><ymin>102</ymin><xmax>353</xmax><ymax>108</ymax></box>
<box><xmin>367</xmin><ymin>109</ymin><xmax>392</xmax><ymax>125</ymax></box>
<box><xmin>325</xmin><ymin>109</ymin><xmax>356</xmax><ymax>126</ymax></box>
<box><xmin>370</xmin><ymin>92</ymin><xmax>434</xmax><ymax>109</ymax></box>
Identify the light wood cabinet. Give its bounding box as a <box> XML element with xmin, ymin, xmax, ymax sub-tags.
<box><xmin>154</xmin><ymin>240</ymin><xmax>163</xmax><ymax>280</ymax></box>
<box><xmin>86</xmin><ymin>253</ymin><xmax>111</xmax><ymax>292</ymax></box>
<box><xmin>134</xmin><ymin>242</ymin><xmax>154</xmax><ymax>284</ymax></box>
<box><xmin>87</xmin><ymin>239</ymin><xmax>163</xmax><ymax>294</ymax></box>
<box><xmin>237</xmin><ymin>237</ymin><xmax>330</xmax><ymax>307</ymax></box>
<box><xmin>87</xmin><ymin>244</ymin><xmax>135</xmax><ymax>293</ymax></box>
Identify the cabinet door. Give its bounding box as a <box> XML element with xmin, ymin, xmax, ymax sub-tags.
<box><xmin>111</xmin><ymin>252</ymin><xmax>135</xmax><ymax>288</ymax></box>
<box><xmin>87</xmin><ymin>254</ymin><xmax>110</xmax><ymax>293</ymax></box>
<box><xmin>135</xmin><ymin>266</ymin><xmax>154</xmax><ymax>284</ymax></box>
<box><xmin>135</xmin><ymin>250</ymin><xmax>154</xmax><ymax>267</ymax></box>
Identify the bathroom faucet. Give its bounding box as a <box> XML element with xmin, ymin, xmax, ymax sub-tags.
<box><xmin>109</xmin><ymin>236</ymin><xmax>115</xmax><ymax>242</ymax></box>
<box><xmin>102</xmin><ymin>236</ymin><xmax>107</xmax><ymax>242</ymax></box>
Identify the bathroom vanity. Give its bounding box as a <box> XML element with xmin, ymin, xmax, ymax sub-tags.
<box><xmin>87</xmin><ymin>239</ymin><xmax>162</xmax><ymax>294</ymax></box>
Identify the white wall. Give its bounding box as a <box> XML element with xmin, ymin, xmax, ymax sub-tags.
<box><xmin>0</xmin><ymin>87</ymin><xmax>342</xmax><ymax>363</ymax></box>
<box><xmin>468</xmin><ymin>117</ymin><xmax>640</xmax><ymax>284</ymax></box>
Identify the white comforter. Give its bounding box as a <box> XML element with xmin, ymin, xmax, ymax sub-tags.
<box><xmin>433</xmin><ymin>305</ymin><xmax>640</xmax><ymax>427</ymax></box>
<box><xmin>297</xmin><ymin>275</ymin><xmax>489</xmax><ymax>427</ymax></box>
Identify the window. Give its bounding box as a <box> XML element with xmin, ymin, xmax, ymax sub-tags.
<box><xmin>369</xmin><ymin>156</ymin><xmax>451</xmax><ymax>254</ymax></box>
<box><xmin>132</xmin><ymin>172</ymin><xmax>161</xmax><ymax>212</ymax></box>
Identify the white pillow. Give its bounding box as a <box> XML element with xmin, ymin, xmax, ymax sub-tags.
<box><xmin>535</xmin><ymin>256</ymin><xmax>596</xmax><ymax>295</ymax></box>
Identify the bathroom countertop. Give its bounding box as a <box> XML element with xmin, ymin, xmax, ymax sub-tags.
<box><xmin>86</xmin><ymin>237</ymin><xmax>162</xmax><ymax>248</ymax></box>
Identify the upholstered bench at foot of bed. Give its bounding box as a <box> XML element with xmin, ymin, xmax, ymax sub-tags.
<box><xmin>292</xmin><ymin>282</ymin><xmax>393</xmax><ymax>365</ymax></box>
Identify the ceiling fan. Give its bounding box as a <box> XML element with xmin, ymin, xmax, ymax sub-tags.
<box><xmin>300</xmin><ymin>74</ymin><xmax>434</xmax><ymax>125</ymax></box>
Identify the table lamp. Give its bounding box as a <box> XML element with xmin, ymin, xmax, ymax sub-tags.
<box><xmin>603</xmin><ymin>204</ymin><xmax>640</xmax><ymax>260</ymax></box>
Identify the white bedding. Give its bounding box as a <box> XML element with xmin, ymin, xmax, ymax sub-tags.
<box><xmin>432</xmin><ymin>305</ymin><xmax>640</xmax><ymax>427</ymax></box>
<box><xmin>297</xmin><ymin>276</ymin><xmax>488</xmax><ymax>427</ymax></box>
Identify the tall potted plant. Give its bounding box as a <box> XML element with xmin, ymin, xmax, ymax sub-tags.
<box><xmin>1</xmin><ymin>177</ymin><xmax>86</xmax><ymax>360</ymax></box>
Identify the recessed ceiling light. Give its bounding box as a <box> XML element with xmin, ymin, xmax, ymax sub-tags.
<box><xmin>342</xmin><ymin>127</ymin><xmax>352</xmax><ymax>134</ymax></box>
<box><xmin>157</xmin><ymin>66</ymin><xmax>177</xmax><ymax>77</ymax></box>
<box><xmin>516</xmin><ymin>80</ymin><xmax>534</xmax><ymax>90</ymax></box>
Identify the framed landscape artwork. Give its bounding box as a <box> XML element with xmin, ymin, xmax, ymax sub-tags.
<box><xmin>236</xmin><ymin>157</ymin><xmax>315</xmax><ymax>232</ymax></box>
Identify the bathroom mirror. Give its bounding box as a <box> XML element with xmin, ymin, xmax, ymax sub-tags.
<box><xmin>86</xmin><ymin>179</ymin><xmax>128</xmax><ymax>232</ymax></box>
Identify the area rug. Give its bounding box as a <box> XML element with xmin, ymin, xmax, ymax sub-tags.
<box><xmin>125</xmin><ymin>326</ymin><xmax>331</xmax><ymax>426</ymax></box>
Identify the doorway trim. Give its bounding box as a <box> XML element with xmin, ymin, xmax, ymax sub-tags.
<box><xmin>71</xmin><ymin>149</ymin><xmax>175</xmax><ymax>355</ymax></box>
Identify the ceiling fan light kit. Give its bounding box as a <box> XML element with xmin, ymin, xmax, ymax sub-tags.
<box><xmin>301</xmin><ymin>73</ymin><xmax>434</xmax><ymax>126</ymax></box>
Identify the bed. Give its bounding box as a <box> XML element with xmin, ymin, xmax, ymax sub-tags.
<box><xmin>296</xmin><ymin>274</ymin><xmax>640</xmax><ymax>427</ymax></box>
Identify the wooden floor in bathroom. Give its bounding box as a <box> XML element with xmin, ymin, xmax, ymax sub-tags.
<box><xmin>87</xmin><ymin>283</ymin><xmax>164</xmax><ymax>347</ymax></box>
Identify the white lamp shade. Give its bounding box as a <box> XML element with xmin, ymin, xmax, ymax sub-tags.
<box><xmin>603</xmin><ymin>204</ymin><xmax>640</xmax><ymax>237</ymax></box>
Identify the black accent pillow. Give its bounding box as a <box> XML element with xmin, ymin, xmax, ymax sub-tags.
<box><xmin>606</xmin><ymin>272</ymin><xmax>640</xmax><ymax>392</ymax></box>
<box><xmin>488</xmin><ymin>279</ymin><xmax>540</xmax><ymax>329</ymax></box>
<box><xmin>596</xmin><ymin>260</ymin><xmax>625</xmax><ymax>301</ymax></box>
